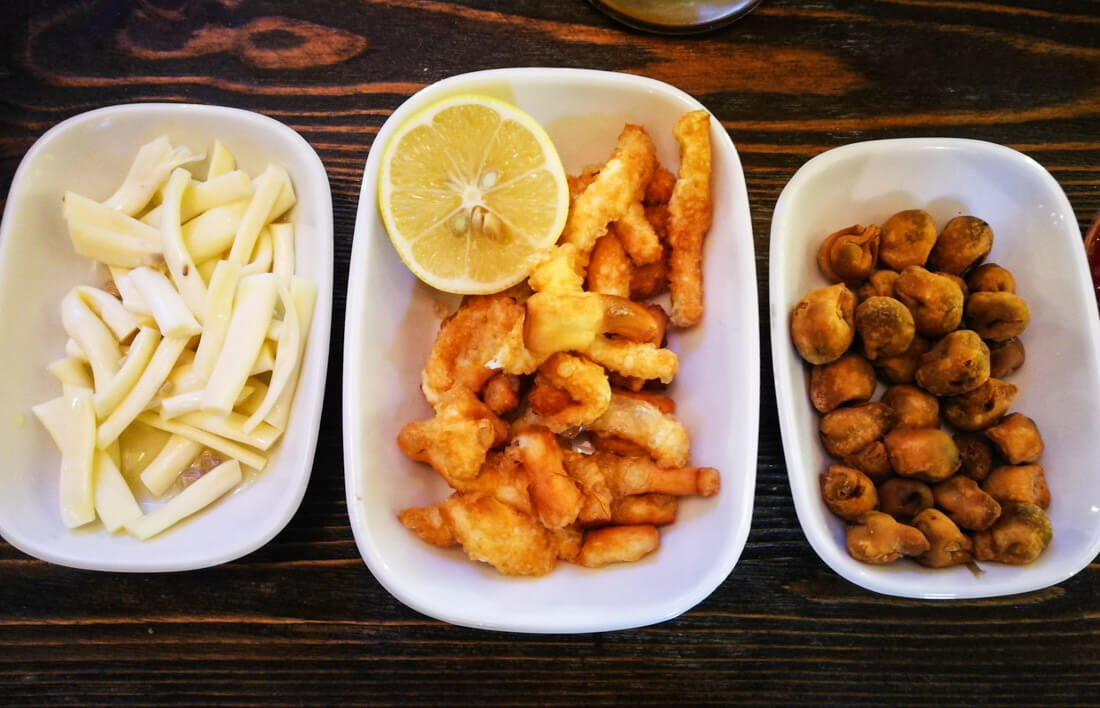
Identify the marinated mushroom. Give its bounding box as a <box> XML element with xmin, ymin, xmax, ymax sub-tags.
<box><xmin>927</xmin><ymin>216</ymin><xmax>993</xmax><ymax>275</ymax></box>
<box><xmin>842</xmin><ymin>441</ymin><xmax>893</xmax><ymax>484</ymax></box>
<box><xmin>971</xmin><ymin>502</ymin><xmax>1052</xmax><ymax>565</ymax></box>
<box><xmin>933</xmin><ymin>475</ymin><xmax>1002</xmax><ymax>531</ymax></box>
<box><xmin>941</xmin><ymin>378</ymin><xmax>1018</xmax><ymax>431</ymax></box>
<box><xmin>845</xmin><ymin>511</ymin><xmax>930</xmax><ymax>564</ymax></box>
<box><xmin>878</xmin><ymin>478</ymin><xmax>934</xmax><ymax>520</ymax></box>
<box><xmin>954</xmin><ymin>433</ymin><xmax>994</xmax><ymax>482</ymax></box>
<box><xmin>884</xmin><ymin>428</ymin><xmax>961</xmax><ymax>482</ymax></box>
<box><xmin>967</xmin><ymin>263</ymin><xmax>1015</xmax><ymax>294</ymax></box>
<box><xmin>911</xmin><ymin>508</ymin><xmax>974</xmax><ymax>568</ymax></box>
<box><xmin>820</xmin><ymin>402</ymin><xmax>895</xmax><ymax>457</ymax></box>
<box><xmin>878</xmin><ymin>209</ymin><xmax>938</xmax><ymax>270</ymax></box>
<box><xmin>790</xmin><ymin>283</ymin><xmax>856</xmax><ymax>365</ymax></box>
<box><xmin>988</xmin><ymin>338</ymin><xmax>1025</xmax><ymax>378</ymax></box>
<box><xmin>856</xmin><ymin>296</ymin><xmax>916</xmax><ymax>360</ymax></box>
<box><xmin>914</xmin><ymin>330</ymin><xmax>990</xmax><ymax>396</ymax></box>
<box><xmin>882</xmin><ymin>384</ymin><xmax>940</xmax><ymax>429</ymax></box>
<box><xmin>820</xmin><ymin>465</ymin><xmax>879</xmax><ymax>521</ymax></box>
<box><xmin>809</xmin><ymin>353</ymin><xmax>876</xmax><ymax>413</ymax></box>
<box><xmin>985</xmin><ymin>413</ymin><xmax>1044</xmax><ymax>464</ymax></box>
<box><xmin>874</xmin><ymin>335</ymin><xmax>931</xmax><ymax>384</ymax></box>
<box><xmin>894</xmin><ymin>266</ymin><xmax>965</xmax><ymax>337</ymax></box>
<box><xmin>966</xmin><ymin>291</ymin><xmax>1030</xmax><ymax>341</ymax></box>
<box><xmin>982</xmin><ymin>464</ymin><xmax>1051</xmax><ymax>509</ymax></box>
<box><xmin>857</xmin><ymin>270</ymin><xmax>900</xmax><ymax>302</ymax></box>
<box><xmin>818</xmin><ymin>224</ymin><xmax>880</xmax><ymax>282</ymax></box>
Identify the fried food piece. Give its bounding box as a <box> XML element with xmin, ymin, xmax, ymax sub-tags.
<box><xmin>972</xmin><ymin>502</ymin><xmax>1051</xmax><ymax>565</ymax></box>
<box><xmin>790</xmin><ymin>283</ymin><xmax>857</xmax><ymax>365</ymax></box>
<box><xmin>525</xmin><ymin>291</ymin><xmax>661</xmax><ymax>355</ymax></box>
<box><xmin>878</xmin><ymin>209</ymin><xmax>938</xmax><ymax>270</ymax></box>
<box><xmin>842</xmin><ymin>441</ymin><xmax>893</xmax><ymax>484</ymax></box>
<box><xmin>615</xmin><ymin>201</ymin><xmax>663</xmax><ymax>266</ymax></box>
<box><xmin>982</xmin><ymin>464</ymin><xmax>1051</xmax><ymax>508</ymax></box>
<box><xmin>857</xmin><ymin>270</ymin><xmax>900</xmax><ymax>302</ymax></box>
<box><xmin>818</xmin><ymin>224</ymin><xmax>880</xmax><ymax>283</ymax></box>
<box><xmin>645</xmin><ymin>165</ymin><xmax>676</xmax><ymax>205</ymax></box>
<box><xmin>845</xmin><ymin>511</ymin><xmax>930</xmax><ymax>564</ymax></box>
<box><xmin>933</xmin><ymin>475</ymin><xmax>1001</xmax><ymax>531</ymax></box>
<box><xmin>397</xmin><ymin>387</ymin><xmax>509</xmax><ymax>484</ymax></box>
<box><xmin>928</xmin><ymin>216</ymin><xmax>994</xmax><ymax>275</ymax></box>
<box><xmin>591</xmin><ymin>434</ymin><xmax>651</xmax><ymax>458</ymax></box>
<box><xmin>482</xmin><ymin>372</ymin><xmax>521</xmax><ymax>416</ymax></box>
<box><xmin>612</xmin><ymin>389</ymin><xmax>675</xmax><ymax>415</ymax></box>
<box><xmin>577</xmin><ymin>524</ymin><xmax>660</xmax><ymax>567</ymax></box>
<box><xmin>586</xmin><ymin>393</ymin><xmax>691</xmax><ymax>468</ymax></box>
<box><xmin>644</xmin><ymin>203</ymin><xmax>670</xmax><ymax>240</ymax></box>
<box><xmin>966</xmin><ymin>291</ymin><xmax>1030</xmax><ymax>341</ymax></box>
<box><xmin>954</xmin><ymin>433</ymin><xmax>994</xmax><ymax>482</ymax></box>
<box><xmin>630</xmin><ymin>259</ymin><xmax>668</xmax><ymax>300</ymax></box>
<box><xmin>878</xmin><ymin>478</ymin><xmax>933</xmax><ymax>520</ymax></box>
<box><xmin>529</xmin><ymin>243</ymin><xmax>585</xmax><ymax>295</ymax></box>
<box><xmin>562</xmin><ymin>124</ymin><xmax>656</xmax><ymax>263</ymax></box>
<box><xmin>568</xmin><ymin>164</ymin><xmax>602</xmax><ymax>199</ymax></box>
<box><xmin>583</xmin><ymin>336</ymin><xmax>678</xmax><ymax>384</ymax></box>
<box><xmin>820</xmin><ymin>464</ymin><xmax>879</xmax><ymax>521</ymax></box>
<box><xmin>894</xmin><ymin>266</ymin><xmax>965</xmax><ymax>337</ymax></box>
<box><xmin>398</xmin><ymin>504</ymin><xmax>456</xmax><ymax>548</ymax></box>
<box><xmin>608</xmin><ymin>494</ymin><xmax>678</xmax><ymax>526</ymax></box>
<box><xmin>450</xmin><ymin>451</ymin><xmax>534</xmax><ymax>516</ymax></box>
<box><xmin>884</xmin><ymin>428</ymin><xmax>961</xmax><ymax>483</ymax></box>
<box><xmin>666</xmin><ymin>110</ymin><xmax>713</xmax><ymax>327</ymax></box>
<box><xmin>967</xmin><ymin>263</ymin><xmax>1015</xmax><ymax>293</ymax></box>
<box><xmin>562</xmin><ymin>451</ymin><xmax>614</xmax><ymax>525</ymax></box>
<box><xmin>586</xmin><ymin>230</ymin><xmax>633</xmax><ymax>297</ymax></box>
<box><xmin>985</xmin><ymin>413</ymin><xmax>1044</xmax><ymax>464</ymax></box>
<box><xmin>527</xmin><ymin>353</ymin><xmax>611</xmax><ymax>434</ymax></box>
<box><xmin>550</xmin><ymin>526</ymin><xmax>584</xmax><ymax>562</ymax></box>
<box><xmin>809</xmin><ymin>352</ymin><xmax>876</xmax><ymax>413</ymax></box>
<box><xmin>938</xmin><ymin>271</ymin><xmax>969</xmax><ymax>301</ymax></box>
<box><xmin>440</xmin><ymin>493</ymin><xmax>558</xmax><ymax>576</ymax></box>
<box><xmin>856</xmin><ymin>296</ymin><xmax>915</xmax><ymax>360</ymax></box>
<box><xmin>882</xmin><ymin>384</ymin><xmax>940</xmax><ymax>429</ymax></box>
<box><xmin>508</xmin><ymin>429</ymin><xmax>583</xmax><ymax>529</ymax></box>
<box><xmin>421</xmin><ymin>295</ymin><xmax>534</xmax><ymax>405</ymax></box>
<box><xmin>874</xmin><ymin>335</ymin><xmax>931</xmax><ymax>385</ymax></box>
<box><xmin>988</xmin><ymin>337</ymin><xmax>1025</xmax><ymax>378</ymax></box>
<box><xmin>819</xmin><ymin>402</ymin><xmax>894</xmax><ymax>458</ymax></box>
<box><xmin>566</xmin><ymin>450</ymin><xmax>718</xmax><ymax>497</ymax></box>
<box><xmin>915</xmin><ymin>330</ymin><xmax>990</xmax><ymax>396</ymax></box>
<box><xmin>911</xmin><ymin>508</ymin><xmax>973</xmax><ymax>568</ymax></box>
<box><xmin>941</xmin><ymin>378</ymin><xmax>1018</xmax><ymax>431</ymax></box>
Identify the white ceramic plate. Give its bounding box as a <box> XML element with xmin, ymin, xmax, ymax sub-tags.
<box><xmin>344</xmin><ymin>68</ymin><xmax>758</xmax><ymax>633</ymax></box>
<box><xmin>770</xmin><ymin>138</ymin><xmax>1100</xmax><ymax>599</ymax></box>
<box><xmin>0</xmin><ymin>104</ymin><xmax>333</xmax><ymax>571</ymax></box>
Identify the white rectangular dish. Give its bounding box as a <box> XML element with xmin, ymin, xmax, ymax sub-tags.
<box><xmin>0</xmin><ymin>103</ymin><xmax>333</xmax><ymax>571</ymax></box>
<box><xmin>770</xmin><ymin>138</ymin><xmax>1100</xmax><ymax>599</ymax></box>
<box><xmin>343</xmin><ymin>68</ymin><xmax>759</xmax><ymax>633</ymax></box>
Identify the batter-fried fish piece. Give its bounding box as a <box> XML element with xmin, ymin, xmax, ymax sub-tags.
<box><xmin>481</xmin><ymin>371</ymin><xmax>522</xmax><ymax>416</ymax></box>
<box><xmin>397</xmin><ymin>504</ymin><xmax>456</xmax><ymax>548</ymax></box>
<box><xmin>524</xmin><ymin>291</ymin><xmax>662</xmax><ymax>354</ymax></box>
<box><xmin>507</xmin><ymin>428</ymin><xmax>583</xmax><ymax>529</ymax></box>
<box><xmin>442</xmin><ymin>493</ymin><xmax>559</xmax><ymax>576</ymax></box>
<box><xmin>645</xmin><ymin>165</ymin><xmax>677</xmax><ymax>206</ymax></box>
<box><xmin>397</xmin><ymin>387</ymin><xmax>508</xmax><ymax>484</ymax></box>
<box><xmin>562</xmin><ymin>449</ymin><xmax>614</xmax><ymax>525</ymax></box>
<box><xmin>586</xmin><ymin>229</ymin><xmax>633</xmax><ymax>297</ymax></box>
<box><xmin>586</xmin><ymin>393</ymin><xmax>691</xmax><ymax>468</ymax></box>
<box><xmin>527</xmin><ymin>352</ymin><xmax>611</xmax><ymax>433</ymax></box>
<box><xmin>570</xmin><ymin>450</ymin><xmax>719</xmax><ymax>497</ymax></box>
<box><xmin>609</xmin><ymin>494</ymin><xmax>678</xmax><ymax>526</ymax></box>
<box><xmin>577</xmin><ymin>524</ymin><xmax>659</xmax><ymax>567</ymax></box>
<box><xmin>529</xmin><ymin>243</ymin><xmax>585</xmax><ymax>294</ymax></box>
<box><xmin>667</xmin><ymin>110</ymin><xmax>713</xmax><ymax>327</ymax></box>
<box><xmin>614</xmin><ymin>201</ymin><xmax>663</xmax><ymax>266</ymax></box>
<box><xmin>583</xmin><ymin>337</ymin><xmax>678</xmax><ymax>384</ymax></box>
<box><xmin>450</xmin><ymin>451</ymin><xmax>534</xmax><ymax>517</ymax></box>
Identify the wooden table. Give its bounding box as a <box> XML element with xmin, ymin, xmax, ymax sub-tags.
<box><xmin>2</xmin><ymin>1</ymin><xmax>1099</xmax><ymax>704</ymax></box>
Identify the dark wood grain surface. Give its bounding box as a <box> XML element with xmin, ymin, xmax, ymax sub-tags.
<box><xmin>2</xmin><ymin>1</ymin><xmax>1099</xmax><ymax>705</ymax></box>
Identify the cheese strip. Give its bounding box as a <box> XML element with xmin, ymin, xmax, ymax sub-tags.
<box><xmin>206</xmin><ymin>140</ymin><xmax>236</xmax><ymax>180</ymax></box>
<box><xmin>203</xmin><ymin>273</ymin><xmax>277</xmax><ymax>414</ymax></box>
<box><xmin>93</xmin><ymin>326</ymin><xmax>160</xmax><ymax>419</ymax></box>
<box><xmin>136</xmin><ymin>412</ymin><xmax>266</xmax><ymax>470</ymax></box>
<box><xmin>93</xmin><ymin>450</ymin><xmax>143</xmax><ymax>532</ymax></box>
<box><xmin>61</xmin><ymin>289</ymin><xmax>121</xmax><ymax>390</ymax></box>
<box><xmin>263</xmin><ymin>169</ymin><xmax>297</xmax><ymax>222</ymax></box>
<box><xmin>128</xmin><ymin>267</ymin><xmax>201</xmax><ymax>338</ymax></box>
<box><xmin>66</xmin><ymin>218</ymin><xmax>162</xmax><ymax>268</ymax></box>
<box><xmin>265</xmin><ymin>276</ymin><xmax>317</xmax><ymax>430</ymax></box>
<box><xmin>228</xmin><ymin>165</ymin><xmax>286</xmax><ymax>264</ymax></box>
<box><xmin>47</xmin><ymin>357</ymin><xmax>93</xmax><ymax>388</ymax></box>
<box><xmin>141</xmin><ymin>170</ymin><xmax>253</xmax><ymax>225</ymax></box>
<box><xmin>159</xmin><ymin>382</ymin><xmax>254</xmax><ymax>420</ymax></box>
<box><xmin>176</xmin><ymin>410</ymin><xmax>280</xmax><ymax>451</ymax></box>
<box><xmin>271</xmin><ymin>223</ymin><xmax>295</xmax><ymax>280</ymax></box>
<box><xmin>109</xmin><ymin>266</ymin><xmax>152</xmax><ymax>316</ymax></box>
<box><xmin>126</xmin><ymin>459</ymin><xmax>242</xmax><ymax>541</ymax></box>
<box><xmin>240</xmin><ymin>227</ymin><xmax>274</xmax><ymax>276</ymax></box>
<box><xmin>97</xmin><ymin>336</ymin><xmax>189</xmax><ymax>449</ymax></box>
<box><xmin>74</xmin><ymin>286</ymin><xmax>139</xmax><ymax>341</ymax></box>
<box><xmin>140</xmin><ymin>435</ymin><xmax>204</xmax><ymax>496</ymax></box>
<box><xmin>244</xmin><ymin>282</ymin><xmax>299</xmax><ymax>432</ymax></box>
<box><xmin>192</xmin><ymin>260</ymin><xmax>242</xmax><ymax>381</ymax></box>
<box><xmin>32</xmin><ymin>386</ymin><xmax>97</xmax><ymax>528</ymax></box>
<box><xmin>182</xmin><ymin>201</ymin><xmax>247</xmax><ymax>263</ymax></box>
<box><xmin>160</xmin><ymin>168</ymin><xmax>207</xmax><ymax>319</ymax></box>
<box><xmin>63</xmin><ymin>192</ymin><xmax>160</xmax><ymax>242</ymax></box>
<box><xmin>104</xmin><ymin>137</ymin><xmax>202</xmax><ymax>216</ymax></box>
<box><xmin>250</xmin><ymin>340</ymin><xmax>276</xmax><ymax>375</ymax></box>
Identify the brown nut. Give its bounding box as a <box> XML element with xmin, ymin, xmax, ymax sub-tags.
<box><xmin>820</xmin><ymin>465</ymin><xmax>879</xmax><ymax>521</ymax></box>
<box><xmin>967</xmin><ymin>263</ymin><xmax>1015</xmax><ymax>294</ymax></box>
<box><xmin>915</xmin><ymin>330</ymin><xmax>990</xmax><ymax>396</ymax></box>
<box><xmin>874</xmin><ymin>335</ymin><xmax>931</xmax><ymax>385</ymax></box>
<box><xmin>972</xmin><ymin>502</ymin><xmax>1052</xmax><ymax>565</ymax></box>
<box><xmin>941</xmin><ymin>378</ymin><xmax>1019</xmax><ymax>432</ymax></box>
<box><xmin>818</xmin><ymin>224</ymin><xmax>880</xmax><ymax>282</ymax></box>
<box><xmin>879</xmin><ymin>209</ymin><xmax>938</xmax><ymax>270</ymax></box>
<box><xmin>809</xmin><ymin>353</ymin><xmax>876</xmax><ymax>413</ymax></box>
<box><xmin>895</xmin><ymin>266</ymin><xmax>965</xmax><ymax>337</ymax></box>
<box><xmin>982</xmin><ymin>464</ymin><xmax>1051</xmax><ymax>509</ymax></box>
<box><xmin>884</xmin><ymin>428</ymin><xmax>961</xmax><ymax>483</ymax></box>
<box><xmin>845</xmin><ymin>511</ymin><xmax>930</xmax><ymax>564</ymax></box>
<box><xmin>881</xmin><ymin>384</ymin><xmax>940</xmax><ymax>429</ymax></box>
<box><xmin>954</xmin><ymin>433</ymin><xmax>994</xmax><ymax>482</ymax></box>
<box><xmin>933</xmin><ymin>475</ymin><xmax>1002</xmax><ymax>531</ymax></box>
<box><xmin>856</xmin><ymin>296</ymin><xmax>916</xmax><ymax>360</ymax></box>
<box><xmin>878</xmin><ymin>478</ymin><xmax>934</xmax><ymax>520</ymax></box>
<box><xmin>966</xmin><ymin>291</ymin><xmax>1030</xmax><ymax>342</ymax></box>
<box><xmin>938</xmin><ymin>272</ymin><xmax>969</xmax><ymax>301</ymax></box>
<box><xmin>927</xmin><ymin>216</ymin><xmax>994</xmax><ymax>275</ymax></box>
<box><xmin>988</xmin><ymin>338</ymin><xmax>1025</xmax><ymax>378</ymax></box>
<box><xmin>842</xmin><ymin>441</ymin><xmax>893</xmax><ymax>484</ymax></box>
<box><xmin>911</xmin><ymin>508</ymin><xmax>974</xmax><ymax>568</ymax></box>
<box><xmin>857</xmin><ymin>270</ymin><xmax>899</xmax><ymax>302</ymax></box>
<box><xmin>790</xmin><ymin>283</ymin><xmax>856</xmax><ymax>365</ymax></box>
<box><xmin>985</xmin><ymin>413</ymin><xmax>1044</xmax><ymax>464</ymax></box>
<box><xmin>819</xmin><ymin>402</ymin><xmax>895</xmax><ymax>457</ymax></box>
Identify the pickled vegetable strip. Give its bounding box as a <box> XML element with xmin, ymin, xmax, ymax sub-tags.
<box><xmin>182</xmin><ymin>201</ymin><xmax>247</xmax><ymax>263</ymax></box>
<box><xmin>93</xmin><ymin>450</ymin><xmax>143</xmax><ymax>532</ymax></box>
<box><xmin>128</xmin><ymin>267</ymin><xmax>201</xmax><ymax>338</ymax></box>
<box><xmin>265</xmin><ymin>277</ymin><xmax>317</xmax><ymax>430</ymax></box>
<box><xmin>141</xmin><ymin>170</ymin><xmax>252</xmax><ymax>225</ymax></box>
<box><xmin>140</xmin><ymin>436</ymin><xmax>204</xmax><ymax>496</ymax></box>
<box><xmin>97</xmin><ymin>335</ymin><xmax>189</xmax><ymax>449</ymax></box>
<box><xmin>206</xmin><ymin>140</ymin><xmax>236</xmax><ymax>180</ymax></box>
<box><xmin>177</xmin><ymin>410</ymin><xmax>281</xmax><ymax>451</ymax></box>
<box><xmin>63</xmin><ymin>192</ymin><xmax>160</xmax><ymax>242</ymax></box>
<box><xmin>228</xmin><ymin>165</ymin><xmax>285</xmax><ymax>265</ymax></box>
<box><xmin>240</xmin><ymin>227</ymin><xmax>273</xmax><ymax>276</ymax></box>
<box><xmin>103</xmin><ymin>136</ymin><xmax>202</xmax><ymax>216</ymax></box>
<box><xmin>244</xmin><ymin>282</ymin><xmax>299</xmax><ymax>432</ymax></box>
<box><xmin>93</xmin><ymin>326</ymin><xmax>160</xmax><ymax>419</ymax></box>
<box><xmin>203</xmin><ymin>273</ymin><xmax>277</xmax><ymax>414</ymax></box>
<box><xmin>271</xmin><ymin>223</ymin><xmax>295</xmax><ymax>280</ymax></box>
<box><xmin>32</xmin><ymin>387</ymin><xmax>97</xmax><ymax>528</ymax></box>
<box><xmin>47</xmin><ymin>357</ymin><xmax>93</xmax><ymax>389</ymax></box>
<box><xmin>136</xmin><ymin>412</ymin><xmax>266</xmax><ymax>471</ymax></box>
<box><xmin>160</xmin><ymin>168</ymin><xmax>207</xmax><ymax>319</ymax></box>
<box><xmin>126</xmin><ymin>459</ymin><xmax>242</xmax><ymax>541</ymax></box>
<box><xmin>61</xmin><ymin>289</ymin><xmax>121</xmax><ymax>390</ymax></box>
<box><xmin>66</xmin><ymin>218</ymin><xmax>162</xmax><ymax>268</ymax></box>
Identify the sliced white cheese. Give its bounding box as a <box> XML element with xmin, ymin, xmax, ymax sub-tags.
<box><xmin>60</xmin><ymin>288</ymin><xmax>121</xmax><ymax>390</ymax></box>
<box><xmin>265</xmin><ymin>276</ymin><xmax>317</xmax><ymax>430</ymax></box>
<box><xmin>93</xmin><ymin>326</ymin><xmax>160</xmax><ymax>419</ymax></box>
<box><xmin>140</xmin><ymin>435</ymin><xmax>204</xmax><ymax>496</ymax></box>
<box><xmin>128</xmin><ymin>266</ymin><xmax>201</xmax><ymax>338</ymax></box>
<box><xmin>97</xmin><ymin>335</ymin><xmax>189</xmax><ymax>449</ymax></box>
<box><xmin>228</xmin><ymin>165</ymin><xmax>286</xmax><ymax>265</ymax></box>
<box><xmin>206</xmin><ymin>139</ymin><xmax>236</xmax><ymax>180</ymax></box>
<box><xmin>47</xmin><ymin>356</ymin><xmax>93</xmax><ymax>388</ymax></box>
<box><xmin>202</xmin><ymin>272</ymin><xmax>277</xmax><ymax>415</ymax></box>
<box><xmin>271</xmin><ymin>223</ymin><xmax>295</xmax><ymax>280</ymax></box>
<box><xmin>126</xmin><ymin>458</ymin><xmax>242</xmax><ymax>541</ymax></box>
<box><xmin>32</xmin><ymin>386</ymin><xmax>97</xmax><ymax>528</ymax></box>
<box><xmin>159</xmin><ymin>168</ymin><xmax>207</xmax><ymax>320</ymax></box>
<box><xmin>103</xmin><ymin>136</ymin><xmax>202</xmax><ymax>216</ymax></box>
<box><xmin>93</xmin><ymin>449</ymin><xmax>143</xmax><ymax>532</ymax></box>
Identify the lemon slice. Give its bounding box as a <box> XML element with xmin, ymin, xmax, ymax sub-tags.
<box><xmin>378</xmin><ymin>94</ymin><xmax>569</xmax><ymax>294</ymax></box>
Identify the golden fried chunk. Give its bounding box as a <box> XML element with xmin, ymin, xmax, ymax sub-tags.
<box><xmin>524</xmin><ymin>291</ymin><xmax>661</xmax><ymax>355</ymax></box>
<box><xmin>933</xmin><ymin>475</ymin><xmax>1001</xmax><ymax>531</ymax></box>
<box><xmin>967</xmin><ymin>263</ymin><xmax>1015</xmax><ymax>294</ymax></box>
<box><xmin>550</xmin><ymin>526</ymin><xmax>584</xmax><ymax>563</ymax></box>
<box><xmin>820</xmin><ymin>464</ymin><xmax>879</xmax><ymax>521</ymax></box>
<box><xmin>398</xmin><ymin>504</ymin><xmax>456</xmax><ymax>548</ymax></box>
<box><xmin>397</xmin><ymin>387</ymin><xmax>508</xmax><ymax>484</ymax></box>
<box><xmin>972</xmin><ymin>502</ymin><xmax>1051</xmax><ymax>565</ymax></box>
<box><xmin>563</xmin><ymin>450</ymin><xmax>614</xmax><ymax>525</ymax></box>
<box><xmin>857</xmin><ymin>269</ymin><xmax>900</xmax><ymax>302</ymax></box>
<box><xmin>894</xmin><ymin>266</ymin><xmax>965</xmax><ymax>337</ymax></box>
<box><xmin>566</xmin><ymin>451</ymin><xmax>718</xmax><ymax>498</ymax></box>
<box><xmin>590</xmin><ymin>434</ymin><xmax>651</xmax><ymax>458</ymax></box>
<box><xmin>982</xmin><ymin>464</ymin><xmax>1051</xmax><ymax>509</ymax></box>
<box><xmin>450</xmin><ymin>451</ymin><xmax>534</xmax><ymax>517</ymax></box>
<box><xmin>583</xmin><ymin>337</ymin><xmax>678</xmax><ymax>384</ymax></box>
<box><xmin>630</xmin><ymin>259</ymin><xmax>669</xmax><ymax>300</ymax></box>
<box><xmin>482</xmin><ymin>372</ymin><xmax>522</xmax><ymax>416</ymax></box>
<box><xmin>615</xmin><ymin>201</ymin><xmax>663</xmax><ymax>266</ymax></box>
<box><xmin>790</xmin><ymin>283</ymin><xmax>857</xmax><ymax>365</ymax></box>
<box><xmin>941</xmin><ymin>378</ymin><xmax>1018</xmax><ymax>431</ymax></box>
<box><xmin>608</xmin><ymin>494</ymin><xmax>678</xmax><ymax>526</ymax></box>
<box><xmin>508</xmin><ymin>429</ymin><xmax>583</xmax><ymax>529</ymax></box>
<box><xmin>928</xmin><ymin>216</ymin><xmax>993</xmax><ymax>275</ymax></box>
<box><xmin>911</xmin><ymin>508</ymin><xmax>973</xmax><ymax>568</ymax></box>
<box><xmin>577</xmin><ymin>525</ymin><xmax>660</xmax><ymax>567</ymax></box>
<box><xmin>882</xmin><ymin>384</ymin><xmax>940</xmax><ymax>429</ymax></box>
<box><xmin>874</xmin><ymin>335</ymin><xmax>931</xmax><ymax>385</ymax></box>
<box><xmin>884</xmin><ymin>428</ymin><xmax>961</xmax><ymax>483</ymax></box>
<box><xmin>819</xmin><ymin>402</ymin><xmax>894</xmax><ymax>458</ymax></box>
<box><xmin>810</xmin><ymin>353</ymin><xmax>876</xmax><ymax>413</ymax></box>
<box><xmin>645</xmin><ymin>165</ymin><xmax>676</xmax><ymax>205</ymax></box>
<box><xmin>878</xmin><ymin>209</ymin><xmax>938</xmax><ymax>270</ymax></box>
<box><xmin>439</xmin><ymin>493</ymin><xmax>558</xmax><ymax>576</ymax></box>
<box><xmin>915</xmin><ymin>330</ymin><xmax>990</xmax><ymax>396</ymax></box>
<box><xmin>856</xmin><ymin>296</ymin><xmax>915</xmax><ymax>360</ymax></box>
<box><xmin>818</xmin><ymin>224</ymin><xmax>880</xmax><ymax>283</ymax></box>
<box><xmin>568</xmin><ymin>164</ymin><xmax>602</xmax><ymax>200</ymax></box>
<box><xmin>529</xmin><ymin>243</ymin><xmax>585</xmax><ymax>294</ymax></box>
<box><xmin>587</xmin><ymin>230</ymin><xmax>633</xmax><ymax>297</ymax></box>
<box><xmin>955</xmin><ymin>433</ymin><xmax>994</xmax><ymax>482</ymax></box>
<box><xmin>666</xmin><ymin>110</ymin><xmax>713</xmax><ymax>327</ymax></box>
<box><xmin>527</xmin><ymin>353</ymin><xmax>610</xmax><ymax>434</ymax></box>
<box><xmin>612</xmin><ymin>389</ymin><xmax>675</xmax><ymax>415</ymax></box>
<box><xmin>586</xmin><ymin>393</ymin><xmax>690</xmax><ymax>468</ymax></box>
<box><xmin>966</xmin><ymin>291</ymin><xmax>1030</xmax><ymax>341</ymax></box>
<box><xmin>845</xmin><ymin>511</ymin><xmax>929</xmax><ymax>564</ymax></box>
<box><xmin>988</xmin><ymin>338</ymin><xmax>1025</xmax><ymax>378</ymax></box>
<box><xmin>842</xmin><ymin>441</ymin><xmax>893</xmax><ymax>484</ymax></box>
<box><xmin>878</xmin><ymin>478</ymin><xmax>933</xmax><ymax>521</ymax></box>
<box><xmin>985</xmin><ymin>413</ymin><xmax>1044</xmax><ymax>464</ymax></box>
